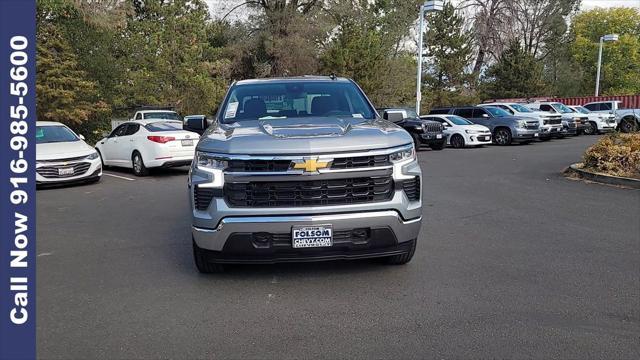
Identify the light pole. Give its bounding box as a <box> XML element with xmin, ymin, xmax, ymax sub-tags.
<box><xmin>595</xmin><ymin>33</ymin><xmax>619</xmax><ymax>96</ymax></box>
<box><xmin>416</xmin><ymin>0</ymin><xmax>443</xmax><ymax>116</ymax></box>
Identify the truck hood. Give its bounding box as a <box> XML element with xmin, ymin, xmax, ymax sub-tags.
<box><xmin>197</xmin><ymin>117</ymin><xmax>412</xmax><ymax>155</ymax></box>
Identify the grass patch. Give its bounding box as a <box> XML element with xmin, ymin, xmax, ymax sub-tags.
<box><xmin>582</xmin><ymin>133</ymin><xmax>640</xmax><ymax>179</ymax></box>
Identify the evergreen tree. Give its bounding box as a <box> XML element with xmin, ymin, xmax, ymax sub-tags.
<box><xmin>422</xmin><ymin>2</ymin><xmax>475</xmax><ymax>108</ymax></box>
<box><xmin>36</xmin><ymin>21</ymin><xmax>108</xmax><ymax>126</ymax></box>
<box><xmin>482</xmin><ymin>41</ymin><xmax>547</xmax><ymax>99</ymax></box>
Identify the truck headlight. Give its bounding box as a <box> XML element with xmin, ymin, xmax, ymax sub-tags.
<box><xmin>196</xmin><ymin>151</ymin><xmax>227</xmax><ymax>170</ymax></box>
<box><xmin>86</xmin><ymin>151</ymin><xmax>99</xmax><ymax>160</ymax></box>
<box><xmin>390</xmin><ymin>146</ymin><xmax>415</xmax><ymax>163</ymax></box>
<box><xmin>516</xmin><ymin>120</ymin><xmax>527</xmax><ymax>129</ymax></box>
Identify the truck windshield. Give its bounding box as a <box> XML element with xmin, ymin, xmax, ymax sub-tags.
<box><xmin>36</xmin><ymin>125</ymin><xmax>79</xmax><ymax>144</ymax></box>
<box><xmin>484</xmin><ymin>107</ymin><xmax>511</xmax><ymax>117</ymax></box>
<box><xmin>220</xmin><ymin>81</ymin><xmax>375</xmax><ymax>122</ymax></box>
<box><xmin>552</xmin><ymin>103</ymin><xmax>574</xmax><ymax>113</ymax></box>
<box><xmin>144</xmin><ymin>112</ymin><xmax>179</xmax><ymax>120</ymax></box>
<box><xmin>574</xmin><ymin>107</ymin><xmax>590</xmax><ymax>114</ymax></box>
<box><xmin>510</xmin><ymin>104</ymin><xmax>533</xmax><ymax>113</ymax></box>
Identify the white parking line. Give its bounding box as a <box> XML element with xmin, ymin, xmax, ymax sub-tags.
<box><xmin>103</xmin><ymin>172</ymin><xmax>136</xmax><ymax>181</ymax></box>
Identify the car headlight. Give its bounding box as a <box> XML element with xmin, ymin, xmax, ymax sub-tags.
<box><xmin>390</xmin><ymin>146</ymin><xmax>415</xmax><ymax>163</ymax></box>
<box><xmin>465</xmin><ymin>129</ymin><xmax>482</xmax><ymax>134</ymax></box>
<box><xmin>196</xmin><ymin>151</ymin><xmax>227</xmax><ymax>170</ymax></box>
<box><xmin>86</xmin><ymin>151</ymin><xmax>99</xmax><ymax>160</ymax></box>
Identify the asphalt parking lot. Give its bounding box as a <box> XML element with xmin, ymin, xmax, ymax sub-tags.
<box><xmin>37</xmin><ymin>135</ymin><xmax>639</xmax><ymax>359</ymax></box>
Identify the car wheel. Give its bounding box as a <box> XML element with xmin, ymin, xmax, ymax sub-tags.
<box><xmin>619</xmin><ymin>118</ymin><xmax>638</xmax><ymax>133</ymax></box>
<box><xmin>132</xmin><ymin>151</ymin><xmax>149</xmax><ymax>177</ymax></box>
<box><xmin>411</xmin><ymin>132</ymin><xmax>422</xmax><ymax>150</ymax></box>
<box><xmin>450</xmin><ymin>134</ymin><xmax>465</xmax><ymax>148</ymax></box>
<box><xmin>584</xmin><ymin>121</ymin><xmax>597</xmax><ymax>135</ymax></box>
<box><xmin>193</xmin><ymin>239</ymin><xmax>225</xmax><ymax>273</ymax></box>
<box><xmin>384</xmin><ymin>240</ymin><xmax>416</xmax><ymax>265</ymax></box>
<box><xmin>493</xmin><ymin>128</ymin><xmax>512</xmax><ymax>145</ymax></box>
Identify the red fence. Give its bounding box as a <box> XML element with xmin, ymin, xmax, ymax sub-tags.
<box><xmin>551</xmin><ymin>95</ymin><xmax>640</xmax><ymax>109</ymax></box>
<box><xmin>484</xmin><ymin>95</ymin><xmax>640</xmax><ymax>109</ymax></box>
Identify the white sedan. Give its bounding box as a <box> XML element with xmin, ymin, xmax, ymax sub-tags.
<box><xmin>420</xmin><ymin>115</ymin><xmax>492</xmax><ymax>148</ymax></box>
<box><xmin>95</xmin><ymin>120</ymin><xmax>199</xmax><ymax>176</ymax></box>
<box><xmin>36</xmin><ymin>121</ymin><xmax>102</xmax><ymax>185</ymax></box>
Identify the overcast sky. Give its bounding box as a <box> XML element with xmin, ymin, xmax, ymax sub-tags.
<box><xmin>206</xmin><ymin>0</ymin><xmax>640</xmax><ymax>19</ymax></box>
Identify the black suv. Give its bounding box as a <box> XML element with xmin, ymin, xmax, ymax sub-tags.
<box><xmin>378</xmin><ymin>108</ymin><xmax>445</xmax><ymax>150</ymax></box>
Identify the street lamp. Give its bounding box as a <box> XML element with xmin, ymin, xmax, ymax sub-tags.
<box><xmin>595</xmin><ymin>33</ymin><xmax>619</xmax><ymax>96</ymax></box>
<box><xmin>416</xmin><ymin>0</ymin><xmax>444</xmax><ymax>116</ymax></box>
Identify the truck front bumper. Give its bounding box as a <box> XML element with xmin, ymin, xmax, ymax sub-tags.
<box><xmin>192</xmin><ymin>211</ymin><xmax>421</xmax><ymax>262</ymax></box>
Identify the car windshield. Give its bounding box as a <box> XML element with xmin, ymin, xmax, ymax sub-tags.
<box><xmin>553</xmin><ymin>103</ymin><xmax>574</xmax><ymax>113</ymax></box>
<box><xmin>574</xmin><ymin>106</ymin><xmax>590</xmax><ymax>114</ymax></box>
<box><xmin>220</xmin><ymin>81</ymin><xmax>375</xmax><ymax>122</ymax></box>
<box><xmin>484</xmin><ymin>107</ymin><xmax>511</xmax><ymax>117</ymax></box>
<box><xmin>36</xmin><ymin>125</ymin><xmax>79</xmax><ymax>144</ymax></box>
<box><xmin>145</xmin><ymin>112</ymin><xmax>179</xmax><ymax>120</ymax></box>
<box><xmin>446</xmin><ymin>115</ymin><xmax>473</xmax><ymax>125</ymax></box>
<box><xmin>145</xmin><ymin>121</ymin><xmax>183</xmax><ymax>132</ymax></box>
<box><xmin>510</xmin><ymin>104</ymin><xmax>533</xmax><ymax>113</ymax></box>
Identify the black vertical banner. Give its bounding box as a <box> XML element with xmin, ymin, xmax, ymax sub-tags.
<box><xmin>0</xmin><ymin>0</ymin><xmax>36</xmax><ymax>359</ymax></box>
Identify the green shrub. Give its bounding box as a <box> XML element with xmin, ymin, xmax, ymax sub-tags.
<box><xmin>583</xmin><ymin>133</ymin><xmax>640</xmax><ymax>178</ymax></box>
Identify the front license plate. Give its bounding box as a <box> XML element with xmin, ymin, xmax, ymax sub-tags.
<box><xmin>292</xmin><ymin>225</ymin><xmax>333</xmax><ymax>248</ymax></box>
<box><xmin>58</xmin><ymin>167</ymin><xmax>74</xmax><ymax>176</ymax></box>
<box><xmin>181</xmin><ymin>139</ymin><xmax>194</xmax><ymax>146</ymax></box>
<box><xmin>436</xmin><ymin>134</ymin><xmax>442</xmax><ymax>139</ymax></box>
<box><xmin>534</xmin><ymin>133</ymin><xmax>539</xmax><ymax>137</ymax></box>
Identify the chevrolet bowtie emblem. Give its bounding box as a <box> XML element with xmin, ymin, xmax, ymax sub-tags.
<box><xmin>293</xmin><ymin>158</ymin><xmax>329</xmax><ymax>172</ymax></box>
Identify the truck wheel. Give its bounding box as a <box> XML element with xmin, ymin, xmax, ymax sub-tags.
<box><xmin>584</xmin><ymin>121</ymin><xmax>597</xmax><ymax>135</ymax></box>
<box><xmin>193</xmin><ymin>239</ymin><xmax>225</xmax><ymax>273</ymax></box>
<box><xmin>619</xmin><ymin>118</ymin><xmax>638</xmax><ymax>133</ymax></box>
<box><xmin>132</xmin><ymin>151</ymin><xmax>149</xmax><ymax>177</ymax></box>
<box><xmin>384</xmin><ymin>240</ymin><xmax>416</xmax><ymax>265</ymax></box>
<box><xmin>411</xmin><ymin>133</ymin><xmax>422</xmax><ymax>150</ymax></box>
<box><xmin>450</xmin><ymin>134</ymin><xmax>465</xmax><ymax>148</ymax></box>
<box><xmin>493</xmin><ymin>128</ymin><xmax>512</xmax><ymax>145</ymax></box>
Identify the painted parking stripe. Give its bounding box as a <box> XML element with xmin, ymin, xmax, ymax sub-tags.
<box><xmin>103</xmin><ymin>172</ymin><xmax>136</xmax><ymax>181</ymax></box>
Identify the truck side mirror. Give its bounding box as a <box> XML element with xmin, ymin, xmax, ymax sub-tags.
<box><xmin>184</xmin><ymin>115</ymin><xmax>208</xmax><ymax>134</ymax></box>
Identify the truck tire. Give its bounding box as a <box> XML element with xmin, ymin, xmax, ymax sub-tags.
<box><xmin>493</xmin><ymin>128</ymin><xmax>512</xmax><ymax>146</ymax></box>
<box><xmin>384</xmin><ymin>240</ymin><xmax>416</xmax><ymax>265</ymax></box>
<box><xmin>193</xmin><ymin>239</ymin><xmax>225</xmax><ymax>273</ymax></box>
<box><xmin>619</xmin><ymin>117</ymin><xmax>639</xmax><ymax>133</ymax></box>
<box><xmin>132</xmin><ymin>151</ymin><xmax>149</xmax><ymax>177</ymax></box>
<box><xmin>584</xmin><ymin>121</ymin><xmax>597</xmax><ymax>135</ymax></box>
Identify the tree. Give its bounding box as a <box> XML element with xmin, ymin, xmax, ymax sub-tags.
<box><xmin>36</xmin><ymin>17</ymin><xmax>108</xmax><ymax>126</ymax></box>
<box><xmin>422</xmin><ymin>2</ymin><xmax>475</xmax><ymax>107</ymax></box>
<box><xmin>482</xmin><ymin>40</ymin><xmax>547</xmax><ymax>99</ymax></box>
<box><xmin>570</xmin><ymin>7</ymin><xmax>640</xmax><ymax>95</ymax></box>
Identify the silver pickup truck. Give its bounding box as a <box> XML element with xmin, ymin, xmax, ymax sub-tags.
<box><xmin>187</xmin><ymin>76</ymin><xmax>422</xmax><ymax>272</ymax></box>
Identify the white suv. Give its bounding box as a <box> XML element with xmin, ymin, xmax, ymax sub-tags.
<box><xmin>568</xmin><ymin>105</ymin><xmax>616</xmax><ymax>135</ymax></box>
<box><xmin>479</xmin><ymin>102</ymin><xmax>564</xmax><ymax>139</ymax></box>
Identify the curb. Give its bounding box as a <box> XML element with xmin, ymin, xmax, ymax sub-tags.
<box><xmin>565</xmin><ymin>163</ymin><xmax>640</xmax><ymax>189</ymax></box>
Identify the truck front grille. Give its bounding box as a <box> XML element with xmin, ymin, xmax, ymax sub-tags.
<box><xmin>36</xmin><ymin>162</ymin><xmax>90</xmax><ymax>178</ymax></box>
<box><xmin>225</xmin><ymin>155</ymin><xmax>391</xmax><ymax>172</ymax></box>
<box><xmin>423</xmin><ymin>123</ymin><xmax>443</xmax><ymax>133</ymax></box>
<box><xmin>543</xmin><ymin>119</ymin><xmax>562</xmax><ymax>125</ymax></box>
<box><xmin>224</xmin><ymin>176</ymin><xmax>394</xmax><ymax>207</ymax></box>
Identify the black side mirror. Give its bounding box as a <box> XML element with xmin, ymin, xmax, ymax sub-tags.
<box><xmin>386</xmin><ymin>112</ymin><xmax>406</xmax><ymax>123</ymax></box>
<box><xmin>184</xmin><ymin>115</ymin><xmax>209</xmax><ymax>134</ymax></box>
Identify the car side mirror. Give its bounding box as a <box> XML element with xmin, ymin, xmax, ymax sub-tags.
<box><xmin>184</xmin><ymin>115</ymin><xmax>208</xmax><ymax>134</ymax></box>
<box><xmin>79</xmin><ymin>134</ymin><xmax>85</xmax><ymax>140</ymax></box>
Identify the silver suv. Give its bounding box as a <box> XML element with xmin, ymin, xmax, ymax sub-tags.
<box><xmin>187</xmin><ymin>77</ymin><xmax>422</xmax><ymax>272</ymax></box>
